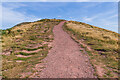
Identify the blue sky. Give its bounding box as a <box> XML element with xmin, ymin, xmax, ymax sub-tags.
<box><xmin>1</xmin><ymin>0</ymin><xmax>119</xmax><ymax>2</ymax></box>
<box><xmin>1</xmin><ymin>2</ymin><xmax>118</xmax><ymax>33</ymax></box>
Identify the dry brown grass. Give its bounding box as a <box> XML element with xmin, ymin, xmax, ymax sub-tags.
<box><xmin>2</xmin><ymin>19</ymin><xmax>65</xmax><ymax>78</ymax></box>
<box><xmin>63</xmin><ymin>21</ymin><xmax>119</xmax><ymax>78</ymax></box>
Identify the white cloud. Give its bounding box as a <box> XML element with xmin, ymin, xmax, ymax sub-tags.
<box><xmin>108</xmin><ymin>14</ymin><xmax>118</xmax><ymax>19</ymax></box>
<box><xmin>82</xmin><ymin>16</ymin><xmax>118</xmax><ymax>32</ymax></box>
<box><xmin>82</xmin><ymin>16</ymin><xmax>98</xmax><ymax>22</ymax></box>
<box><xmin>81</xmin><ymin>8</ymin><xmax>118</xmax><ymax>32</ymax></box>
<box><xmin>99</xmin><ymin>19</ymin><xmax>118</xmax><ymax>32</ymax></box>
<box><xmin>3</xmin><ymin>3</ymin><xmax>27</xmax><ymax>9</ymax></box>
<box><xmin>57</xmin><ymin>16</ymin><xmax>61</xmax><ymax>18</ymax></box>
<box><xmin>83</xmin><ymin>2</ymin><xmax>103</xmax><ymax>8</ymax></box>
<box><xmin>69</xmin><ymin>17</ymin><xmax>73</xmax><ymax>19</ymax></box>
<box><xmin>82</xmin><ymin>9</ymin><xmax>117</xmax><ymax>22</ymax></box>
<box><xmin>1</xmin><ymin>0</ymin><xmax>119</xmax><ymax>2</ymax></box>
<box><xmin>2</xmin><ymin>5</ymin><xmax>40</xmax><ymax>29</ymax></box>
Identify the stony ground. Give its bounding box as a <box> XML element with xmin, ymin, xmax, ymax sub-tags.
<box><xmin>32</xmin><ymin>21</ymin><xmax>96</xmax><ymax>78</ymax></box>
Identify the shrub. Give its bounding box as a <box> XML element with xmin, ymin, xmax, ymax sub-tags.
<box><xmin>17</xmin><ymin>29</ymin><xmax>22</xmax><ymax>32</ymax></box>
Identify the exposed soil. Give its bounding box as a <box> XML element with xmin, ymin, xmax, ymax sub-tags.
<box><xmin>32</xmin><ymin>21</ymin><xmax>96</xmax><ymax>78</ymax></box>
<box><xmin>26</xmin><ymin>43</ymin><xmax>42</xmax><ymax>49</ymax></box>
<box><xmin>16</xmin><ymin>55</ymin><xmax>31</xmax><ymax>58</ymax></box>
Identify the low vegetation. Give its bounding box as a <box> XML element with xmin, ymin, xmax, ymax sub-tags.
<box><xmin>1</xmin><ymin>19</ymin><xmax>119</xmax><ymax>78</ymax></box>
<box><xmin>63</xmin><ymin>21</ymin><xmax>119</xmax><ymax>78</ymax></box>
<box><xmin>1</xmin><ymin>19</ymin><xmax>65</xmax><ymax>78</ymax></box>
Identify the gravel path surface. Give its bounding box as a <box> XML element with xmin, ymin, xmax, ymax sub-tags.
<box><xmin>38</xmin><ymin>21</ymin><xmax>96</xmax><ymax>78</ymax></box>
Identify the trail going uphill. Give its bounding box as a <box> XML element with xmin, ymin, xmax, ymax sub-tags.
<box><xmin>37</xmin><ymin>21</ymin><xmax>96</xmax><ymax>78</ymax></box>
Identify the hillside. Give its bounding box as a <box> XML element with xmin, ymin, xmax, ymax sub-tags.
<box><xmin>1</xmin><ymin>19</ymin><xmax>65</xmax><ymax>78</ymax></box>
<box><xmin>1</xmin><ymin>19</ymin><xmax>119</xmax><ymax>78</ymax></box>
<box><xmin>63</xmin><ymin>21</ymin><xmax>119</xmax><ymax>78</ymax></box>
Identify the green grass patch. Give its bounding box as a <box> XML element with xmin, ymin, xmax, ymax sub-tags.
<box><xmin>21</xmin><ymin>46</ymin><xmax>44</xmax><ymax>51</ymax></box>
<box><xmin>86</xmin><ymin>51</ymin><xmax>93</xmax><ymax>56</ymax></box>
<box><xmin>16</xmin><ymin>52</ymin><xmax>37</xmax><ymax>56</ymax></box>
<box><xmin>14</xmin><ymin>57</ymin><xmax>31</xmax><ymax>61</ymax></box>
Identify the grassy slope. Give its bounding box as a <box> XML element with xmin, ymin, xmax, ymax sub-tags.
<box><xmin>1</xmin><ymin>19</ymin><xmax>65</xmax><ymax>78</ymax></box>
<box><xmin>63</xmin><ymin>21</ymin><xmax>119</xmax><ymax>78</ymax></box>
<box><xmin>1</xmin><ymin>19</ymin><xmax>119</xmax><ymax>78</ymax></box>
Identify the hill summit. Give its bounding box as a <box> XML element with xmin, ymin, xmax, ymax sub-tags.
<box><xmin>1</xmin><ymin>19</ymin><xmax>119</xmax><ymax>78</ymax></box>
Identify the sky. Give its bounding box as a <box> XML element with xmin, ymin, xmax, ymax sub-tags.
<box><xmin>0</xmin><ymin>1</ymin><xmax>118</xmax><ymax>33</ymax></box>
<box><xmin>1</xmin><ymin>0</ymin><xmax>119</xmax><ymax>2</ymax></box>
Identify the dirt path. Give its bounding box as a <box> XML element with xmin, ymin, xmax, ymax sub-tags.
<box><xmin>37</xmin><ymin>21</ymin><xmax>96</xmax><ymax>78</ymax></box>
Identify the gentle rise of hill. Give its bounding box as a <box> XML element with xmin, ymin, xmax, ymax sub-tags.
<box><xmin>63</xmin><ymin>21</ymin><xmax>119</xmax><ymax>78</ymax></box>
<box><xmin>1</xmin><ymin>19</ymin><xmax>119</xmax><ymax>78</ymax></box>
<box><xmin>1</xmin><ymin>19</ymin><xmax>64</xmax><ymax>78</ymax></box>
